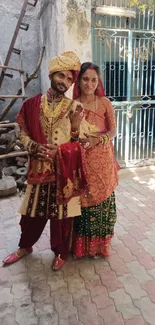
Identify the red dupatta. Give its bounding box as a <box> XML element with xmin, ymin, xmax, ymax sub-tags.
<box><xmin>16</xmin><ymin>94</ymin><xmax>52</xmax><ymax>184</ymax></box>
<box><xmin>73</xmin><ymin>74</ymin><xmax>120</xmax><ymax>172</ymax></box>
<box><xmin>16</xmin><ymin>94</ymin><xmax>46</xmax><ymax>144</ymax></box>
<box><xmin>56</xmin><ymin>142</ymin><xmax>88</xmax><ymax>204</ymax></box>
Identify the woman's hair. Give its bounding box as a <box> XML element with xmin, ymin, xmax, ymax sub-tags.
<box><xmin>77</xmin><ymin>62</ymin><xmax>101</xmax><ymax>82</ymax></box>
<box><xmin>73</xmin><ymin>62</ymin><xmax>106</xmax><ymax>99</ymax></box>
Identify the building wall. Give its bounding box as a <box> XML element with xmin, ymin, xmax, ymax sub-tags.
<box><xmin>0</xmin><ymin>0</ymin><xmax>41</xmax><ymax>121</ymax></box>
<box><xmin>39</xmin><ymin>0</ymin><xmax>64</xmax><ymax>93</ymax></box>
<box><xmin>61</xmin><ymin>0</ymin><xmax>92</xmax><ymax>63</ymax></box>
<box><xmin>40</xmin><ymin>0</ymin><xmax>92</xmax><ymax>95</ymax></box>
<box><xmin>0</xmin><ymin>0</ymin><xmax>92</xmax><ymax>120</ymax></box>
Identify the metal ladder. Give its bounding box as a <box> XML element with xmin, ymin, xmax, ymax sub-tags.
<box><xmin>0</xmin><ymin>0</ymin><xmax>38</xmax><ymax>89</ymax></box>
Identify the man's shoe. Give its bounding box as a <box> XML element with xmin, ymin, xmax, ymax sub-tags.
<box><xmin>52</xmin><ymin>254</ymin><xmax>65</xmax><ymax>271</ymax></box>
<box><xmin>2</xmin><ymin>247</ymin><xmax>33</xmax><ymax>265</ymax></box>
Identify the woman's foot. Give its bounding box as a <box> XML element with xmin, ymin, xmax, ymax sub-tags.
<box><xmin>103</xmin><ymin>246</ymin><xmax>111</xmax><ymax>257</ymax></box>
<box><xmin>52</xmin><ymin>254</ymin><xmax>65</xmax><ymax>271</ymax></box>
<box><xmin>2</xmin><ymin>247</ymin><xmax>33</xmax><ymax>265</ymax></box>
<box><xmin>93</xmin><ymin>255</ymin><xmax>101</xmax><ymax>259</ymax></box>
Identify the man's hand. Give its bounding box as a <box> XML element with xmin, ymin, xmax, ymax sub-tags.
<box><xmin>36</xmin><ymin>144</ymin><xmax>57</xmax><ymax>162</ymax></box>
<box><xmin>79</xmin><ymin>133</ymin><xmax>99</xmax><ymax>149</ymax></box>
<box><xmin>69</xmin><ymin>104</ymin><xmax>84</xmax><ymax>131</ymax></box>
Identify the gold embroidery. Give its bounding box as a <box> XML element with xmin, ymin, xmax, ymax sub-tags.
<box><xmin>20</xmin><ymin>129</ymin><xmax>31</xmax><ymax>149</ymax></box>
<box><xmin>63</xmin><ymin>178</ymin><xmax>74</xmax><ymax>199</ymax></box>
<box><xmin>31</xmin><ymin>185</ymin><xmax>40</xmax><ymax>217</ymax></box>
<box><xmin>90</xmin><ymin>217</ymin><xmax>96</xmax><ymax>222</ymax></box>
<box><xmin>43</xmin><ymin>95</ymin><xmax>68</xmax><ymax>118</ymax></box>
<box><xmin>16</xmin><ymin>114</ymin><xmax>27</xmax><ymax>132</ymax></box>
<box><xmin>20</xmin><ymin>184</ymin><xmax>81</xmax><ymax>219</ymax></box>
<box><xmin>49</xmin><ymin>51</ymin><xmax>81</xmax><ymax>76</ymax></box>
<box><xmin>18</xmin><ymin>184</ymin><xmax>33</xmax><ymax>215</ymax></box>
<box><xmin>58</xmin><ymin>205</ymin><xmax>63</xmax><ymax>220</ymax></box>
<box><xmin>30</xmin><ymin>160</ymin><xmax>52</xmax><ymax>174</ymax></box>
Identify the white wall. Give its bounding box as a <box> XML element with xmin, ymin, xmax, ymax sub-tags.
<box><xmin>61</xmin><ymin>0</ymin><xmax>92</xmax><ymax>63</ymax></box>
<box><xmin>39</xmin><ymin>0</ymin><xmax>65</xmax><ymax>93</ymax></box>
<box><xmin>0</xmin><ymin>0</ymin><xmax>92</xmax><ymax>119</ymax></box>
<box><xmin>0</xmin><ymin>0</ymin><xmax>41</xmax><ymax>121</ymax></box>
<box><xmin>40</xmin><ymin>0</ymin><xmax>92</xmax><ymax>95</ymax></box>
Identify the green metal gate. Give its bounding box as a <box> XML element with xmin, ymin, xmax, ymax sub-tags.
<box><xmin>92</xmin><ymin>1</ymin><xmax>155</xmax><ymax>167</ymax></box>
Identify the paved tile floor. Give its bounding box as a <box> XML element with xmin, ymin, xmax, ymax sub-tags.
<box><xmin>0</xmin><ymin>167</ymin><xmax>155</xmax><ymax>325</ymax></box>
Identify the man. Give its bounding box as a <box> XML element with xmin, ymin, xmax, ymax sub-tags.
<box><xmin>2</xmin><ymin>51</ymin><xmax>86</xmax><ymax>270</ymax></box>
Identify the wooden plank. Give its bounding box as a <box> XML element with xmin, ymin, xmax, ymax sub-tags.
<box><xmin>0</xmin><ymin>123</ymin><xmax>18</xmax><ymax>128</ymax></box>
<box><xmin>0</xmin><ymin>0</ymin><xmax>29</xmax><ymax>87</ymax></box>
<box><xmin>0</xmin><ymin>95</ymin><xmax>27</xmax><ymax>99</ymax></box>
<box><xmin>21</xmin><ymin>74</ymin><xmax>25</xmax><ymax>96</ymax></box>
<box><xmin>0</xmin><ymin>120</ymin><xmax>10</xmax><ymax>124</ymax></box>
<box><xmin>0</xmin><ymin>151</ymin><xmax>28</xmax><ymax>159</ymax></box>
<box><xmin>28</xmin><ymin>0</ymin><xmax>38</xmax><ymax>6</ymax></box>
<box><xmin>0</xmin><ymin>65</ymin><xmax>24</xmax><ymax>73</ymax></box>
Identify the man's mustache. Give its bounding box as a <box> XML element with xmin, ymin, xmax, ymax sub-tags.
<box><xmin>57</xmin><ymin>83</ymin><xmax>68</xmax><ymax>90</ymax></box>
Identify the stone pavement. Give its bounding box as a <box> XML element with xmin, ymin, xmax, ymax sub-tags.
<box><xmin>0</xmin><ymin>167</ymin><xmax>155</xmax><ymax>325</ymax></box>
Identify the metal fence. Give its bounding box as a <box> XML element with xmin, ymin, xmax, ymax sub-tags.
<box><xmin>92</xmin><ymin>2</ymin><xmax>155</xmax><ymax>167</ymax></box>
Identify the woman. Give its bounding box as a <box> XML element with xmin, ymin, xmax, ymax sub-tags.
<box><xmin>72</xmin><ymin>62</ymin><xmax>119</xmax><ymax>258</ymax></box>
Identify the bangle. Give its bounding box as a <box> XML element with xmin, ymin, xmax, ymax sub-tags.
<box><xmin>70</xmin><ymin>137</ymin><xmax>78</xmax><ymax>142</ymax></box>
<box><xmin>70</xmin><ymin>129</ymin><xmax>79</xmax><ymax>139</ymax></box>
<box><xmin>99</xmin><ymin>133</ymin><xmax>110</xmax><ymax>145</ymax></box>
<box><xmin>27</xmin><ymin>141</ymin><xmax>39</xmax><ymax>155</ymax></box>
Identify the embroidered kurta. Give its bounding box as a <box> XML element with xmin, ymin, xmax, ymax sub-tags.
<box><xmin>17</xmin><ymin>94</ymin><xmax>98</xmax><ymax>219</ymax></box>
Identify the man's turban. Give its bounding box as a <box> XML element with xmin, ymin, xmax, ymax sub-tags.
<box><xmin>49</xmin><ymin>51</ymin><xmax>81</xmax><ymax>83</ymax></box>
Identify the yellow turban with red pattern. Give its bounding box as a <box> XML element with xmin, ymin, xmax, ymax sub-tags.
<box><xmin>49</xmin><ymin>51</ymin><xmax>81</xmax><ymax>83</ymax></box>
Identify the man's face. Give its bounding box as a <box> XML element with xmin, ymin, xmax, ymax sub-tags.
<box><xmin>50</xmin><ymin>70</ymin><xmax>73</xmax><ymax>94</ymax></box>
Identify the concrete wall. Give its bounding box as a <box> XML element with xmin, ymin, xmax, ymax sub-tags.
<box><xmin>40</xmin><ymin>0</ymin><xmax>92</xmax><ymax>95</ymax></box>
<box><xmin>0</xmin><ymin>0</ymin><xmax>41</xmax><ymax>121</ymax></box>
<box><xmin>39</xmin><ymin>0</ymin><xmax>64</xmax><ymax>94</ymax></box>
<box><xmin>61</xmin><ymin>0</ymin><xmax>92</xmax><ymax>63</ymax></box>
<box><xmin>0</xmin><ymin>0</ymin><xmax>92</xmax><ymax>119</ymax></box>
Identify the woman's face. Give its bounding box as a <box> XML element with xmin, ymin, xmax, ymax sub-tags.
<box><xmin>79</xmin><ymin>69</ymin><xmax>99</xmax><ymax>96</ymax></box>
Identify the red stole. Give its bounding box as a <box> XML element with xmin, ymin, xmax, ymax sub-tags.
<box><xmin>16</xmin><ymin>94</ymin><xmax>46</xmax><ymax>144</ymax></box>
<box><xmin>56</xmin><ymin>142</ymin><xmax>88</xmax><ymax>204</ymax></box>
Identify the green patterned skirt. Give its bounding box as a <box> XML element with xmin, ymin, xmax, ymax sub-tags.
<box><xmin>73</xmin><ymin>192</ymin><xmax>117</xmax><ymax>257</ymax></box>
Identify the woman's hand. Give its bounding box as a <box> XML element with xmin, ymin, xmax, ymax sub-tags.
<box><xmin>36</xmin><ymin>144</ymin><xmax>57</xmax><ymax>162</ymax></box>
<box><xmin>79</xmin><ymin>133</ymin><xmax>99</xmax><ymax>149</ymax></box>
<box><xmin>69</xmin><ymin>104</ymin><xmax>84</xmax><ymax>131</ymax></box>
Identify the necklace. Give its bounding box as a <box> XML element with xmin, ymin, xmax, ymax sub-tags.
<box><xmin>80</xmin><ymin>95</ymin><xmax>97</xmax><ymax>111</ymax></box>
<box><xmin>39</xmin><ymin>95</ymin><xmax>73</xmax><ymax>142</ymax></box>
<box><xmin>44</xmin><ymin>95</ymin><xmax>67</xmax><ymax>119</ymax></box>
<box><xmin>47</xmin><ymin>88</ymin><xmax>64</xmax><ymax>103</ymax></box>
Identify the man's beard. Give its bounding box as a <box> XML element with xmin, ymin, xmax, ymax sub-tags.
<box><xmin>50</xmin><ymin>78</ymin><xmax>68</xmax><ymax>94</ymax></box>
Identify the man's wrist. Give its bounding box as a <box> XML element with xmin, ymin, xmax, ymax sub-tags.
<box><xmin>71</xmin><ymin>127</ymin><xmax>79</xmax><ymax>134</ymax></box>
<box><xmin>70</xmin><ymin>128</ymin><xmax>79</xmax><ymax>141</ymax></box>
<box><xmin>71</xmin><ymin>126</ymin><xmax>79</xmax><ymax>132</ymax></box>
<box><xmin>27</xmin><ymin>141</ymin><xmax>40</xmax><ymax>155</ymax></box>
